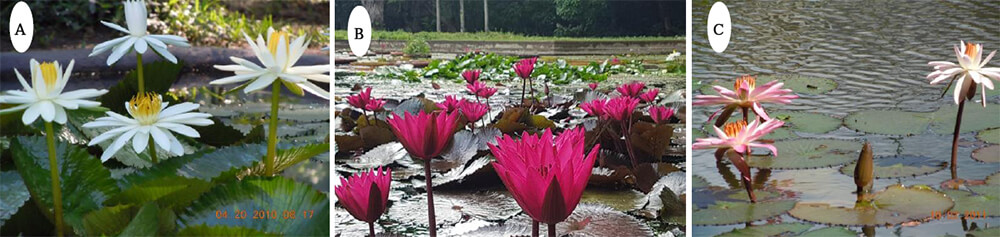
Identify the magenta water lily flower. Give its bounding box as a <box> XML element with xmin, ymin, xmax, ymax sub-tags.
<box><xmin>348</xmin><ymin>87</ymin><xmax>373</xmax><ymax>110</ymax></box>
<box><xmin>588</xmin><ymin>82</ymin><xmax>599</xmax><ymax>90</ymax></box>
<box><xmin>604</xmin><ymin>97</ymin><xmax>640</xmax><ymax>122</ymax></box>
<box><xmin>514</xmin><ymin>58</ymin><xmax>536</xmax><ymax>79</ymax></box>
<box><xmin>460</xmin><ymin>101</ymin><xmax>489</xmax><ymax>123</ymax></box>
<box><xmin>436</xmin><ymin>95</ymin><xmax>465</xmax><ymax>113</ymax></box>
<box><xmin>489</xmin><ymin>127</ymin><xmax>600</xmax><ymax>236</ymax></box>
<box><xmin>927</xmin><ymin>41</ymin><xmax>999</xmax><ymax>106</ymax></box>
<box><xmin>693</xmin><ymin>75</ymin><xmax>797</xmax><ymax>123</ymax></box>
<box><xmin>639</xmin><ymin>88</ymin><xmax>660</xmax><ymax>102</ymax></box>
<box><xmin>364</xmin><ymin>98</ymin><xmax>386</xmax><ymax>111</ymax></box>
<box><xmin>335</xmin><ymin>167</ymin><xmax>392</xmax><ymax>237</ymax></box>
<box><xmin>466</xmin><ymin>81</ymin><xmax>497</xmax><ymax>98</ymax></box>
<box><xmin>649</xmin><ymin>105</ymin><xmax>675</xmax><ymax>124</ymax></box>
<box><xmin>580</xmin><ymin>99</ymin><xmax>607</xmax><ymax>118</ymax></box>
<box><xmin>462</xmin><ymin>69</ymin><xmax>482</xmax><ymax>84</ymax></box>
<box><xmin>616</xmin><ymin>81</ymin><xmax>646</xmax><ymax>98</ymax></box>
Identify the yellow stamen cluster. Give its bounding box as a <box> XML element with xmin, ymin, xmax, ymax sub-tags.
<box><xmin>964</xmin><ymin>42</ymin><xmax>979</xmax><ymax>58</ymax></box>
<box><xmin>129</xmin><ymin>92</ymin><xmax>162</xmax><ymax>125</ymax></box>
<box><xmin>267</xmin><ymin>31</ymin><xmax>289</xmax><ymax>56</ymax></box>
<box><xmin>733</xmin><ymin>75</ymin><xmax>756</xmax><ymax>91</ymax></box>
<box><xmin>39</xmin><ymin>62</ymin><xmax>59</xmax><ymax>90</ymax></box>
<box><xmin>723</xmin><ymin>120</ymin><xmax>747</xmax><ymax>137</ymax></box>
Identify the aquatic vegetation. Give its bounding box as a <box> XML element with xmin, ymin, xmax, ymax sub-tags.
<box><xmin>745</xmin><ymin>138</ymin><xmax>860</xmax><ymax>170</ymax></box>
<box><xmin>372</xmin><ymin>52</ymin><xmax>648</xmax><ymax>84</ymax></box>
<box><xmin>83</xmin><ymin>93</ymin><xmax>213</xmax><ymax>162</ymax></box>
<box><xmin>788</xmin><ymin>185</ymin><xmax>954</xmax><ymax>226</ymax></box>
<box><xmin>334</xmin><ymin>167</ymin><xmax>391</xmax><ymax>237</ymax></box>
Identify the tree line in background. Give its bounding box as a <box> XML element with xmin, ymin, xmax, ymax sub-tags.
<box><xmin>335</xmin><ymin>0</ymin><xmax>683</xmax><ymax>37</ymax></box>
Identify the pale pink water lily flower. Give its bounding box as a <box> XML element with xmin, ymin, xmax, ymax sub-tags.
<box><xmin>927</xmin><ymin>41</ymin><xmax>999</xmax><ymax>106</ymax></box>
<box><xmin>693</xmin><ymin>75</ymin><xmax>797</xmax><ymax>122</ymax></box>
<box><xmin>693</xmin><ymin>119</ymin><xmax>784</xmax><ymax>155</ymax></box>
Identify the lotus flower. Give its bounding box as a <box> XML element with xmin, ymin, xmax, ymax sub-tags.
<box><xmin>466</xmin><ymin>81</ymin><xmax>497</xmax><ymax>98</ymax></box>
<box><xmin>616</xmin><ymin>82</ymin><xmax>646</xmax><ymax>98</ymax></box>
<box><xmin>335</xmin><ymin>167</ymin><xmax>392</xmax><ymax>237</ymax></box>
<box><xmin>365</xmin><ymin>98</ymin><xmax>386</xmax><ymax>111</ymax></box>
<box><xmin>347</xmin><ymin>87</ymin><xmax>373</xmax><ymax>110</ymax></box>
<box><xmin>436</xmin><ymin>95</ymin><xmax>465</xmax><ymax>113</ymax></box>
<box><xmin>489</xmin><ymin>127</ymin><xmax>600</xmax><ymax>235</ymax></box>
<box><xmin>0</xmin><ymin>59</ymin><xmax>107</xmax><ymax>125</ymax></box>
<box><xmin>693</xmin><ymin>75</ymin><xmax>797</xmax><ymax>123</ymax></box>
<box><xmin>83</xmin><ymin>93</ymin><xmax>213</xmax><ymax>162</ymax></box>
<box><xmin>649</xmin><ymin>106</ymin><xmax>674</xmax><ymax>124</ymax></box>
<box><xmin>604</xmin><ymin>97</ymin><xmax>640</xmax><ymax>122</ymax></box>
<box><xmin>588</xmin><ymin>82</ymin><xmax>599</xmax><ymax>90</ymax></box>
<box><xmin>462</xmin><ymin>69</ymin><xmax>482</xmax><ymax>84</ymax></box>
<box><xmin>927</xmin><ymin>41</ymin><xmax>999</xmax><ymax>107</ymax></box>
<box><xmin>639</xmin><ymin>88</ymin><xmax>660</xmax><ymax>103</ymax></box>
<box><xmin>514</xmin><ymin>58</ymin><xmax>536</xmax><ymax>79</ymax></box>
<box><xmin>580</xmin><ymin>99</ymin><xmax>607</xmax><ymax>118</ymax></box>
<box><xmin>694</xmin><ymin>119</ymin><xmax>783</xmax><ymax>203</ymax></box>
<box><xmin>460</xmin><ymin>101</ymin><xmax>489</xmax><ymax>123</ymax></box>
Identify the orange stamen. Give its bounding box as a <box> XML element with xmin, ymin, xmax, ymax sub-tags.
<box><xmin>964</xmin><ymin>42</ymin><xmax>979</xmax><ymax>58</ymax></box>
<box><xmin>723</xmin><ymin>120</ymin><xmax>747</xmax><ymax>137</ymax></box>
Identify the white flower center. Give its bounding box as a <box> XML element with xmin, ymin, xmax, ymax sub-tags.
<box><xmin>129</xmin><ymin>92</ymin><xmax>162</xmax><ymax>125</ymax></box>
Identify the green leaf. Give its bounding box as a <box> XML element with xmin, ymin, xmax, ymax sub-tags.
<box><xmin>106</xmin><ymin>176</ymin><xmax>213</xmax><ymax>212</ymax></box>
<box><xmin>177</xmin><ymin>224</ymin><xmax>280</xmax><ymax>236</ymax></box>
<box><xmin>692</xmin><ymin>200</ymin><xmax>796</xmax><ymax>226</ymax></box>
<box><xmin>179</xmin><ymin>177</ymin><xmax>329</xmax><ymax>236</ymax></box>
<box><xmin>769</xmin><ymin>111</ymin><xmax>841</xmax><ymax>134</ymax></box>
<box><xmin>799</xmin><ymin>227</ymin><xmax>859</xmax><ymax>237</ymax></box>
<box><xmin>193</xmin><ymin>117</ymin><xmax>247</xmax><ymax>147</ymax></box>
<box><xmin>978</xmin><ymin>128</ymin><xmax>1000</xmax><ymax>144</ymax></box>
<box><xmin>82</xmin><ymin>204</ymin><xmax>136</xmax><ymax>236</ymax></box>
<box><xmin>98</xmin><ymin>60</ymin><xmax>184</xmax><ymax>115</ymax></box>
<box><xmin>972</xmin><ymin>145</ymin><xmax>1000</xmax><ymax>163</ymax></box>
<box><xmin>788</xmin><ymin>184</ymin><xmax>954</xmax><ymax>226</ymax></box>
<box><xmin>239</xmin><ymin>143</ymin><xmax>330</xmax><ymax>177</ymax></box>
<box><xmin>0</xmin><ymin>171</ymin><xmax>31</xmax><ymax>226</ymax></box>
<box><xmin>118</xmin><ymin>203</ymin><xmax>159</xmax><ymax>236</ymax></box>
<box><xmin>747</xmin><ymin>139</ymin><xmax>861</xmax><ymax>169</ymax></box>
<box><xmin>11</xmin><ymin>136</ymin><xmax>120</xmax><ymax>234</ymax></box>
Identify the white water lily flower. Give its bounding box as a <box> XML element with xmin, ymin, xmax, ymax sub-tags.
<box><xmin>928</xmin><ymin>41</ymin><xmax>1000</xmax><ymax>106</ymax></box>
<box><xmin>83</xmin><ymin>93</ymin><xmax>213</xmax><ymax>162</ymax></box>
<box><xmin>211</xmin><ymin>28</ymin><xmax>330</xmax><ymax>99</ymax></box>
<box><xmin>0</xmin><ymin>59</ymin><xmax>107</xmax><ymax>125</ymax></box>
<box><xmin>89</xmin><ymin>0</ymin><xmax>190</xmax><ymax>65</ymax></box>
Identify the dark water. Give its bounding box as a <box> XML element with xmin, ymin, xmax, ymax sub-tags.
<box><xmin>692</xmin><ymin>1</ymin><xmax>1000</xmax><ymax>236</ymax></box>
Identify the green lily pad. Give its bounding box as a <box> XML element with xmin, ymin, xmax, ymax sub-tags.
<box><xmin>763</xmin><ymin>127</ymin><xmax>799</xmax><ymax>140</ymax></box>
<box><xmin>788</xmin><ymin>184</ymin><xmax>954</xmax><ymax>226</ymax></box>
<box><xmin>799</xmin><ymin>227</ymin><xmax>859</xmax><ymax>237</ymax></box>
<box><xmin>693</xmin><ymin>128</ymin><xmax>707</xmax><ymax>139</ymax></box>
<box><xmin>840</xmin><ymin>155</ymin><xmax>948</xmax><ymax>179</ymax></box>
<box><xmin>978</xmin><ymin>128</ymin><xmax>1000</xmax><ymax>144</ymax></box>
<box><xmin>940</xmin><ymin>189</ymin><xmax>999</xmax><ymax>218</ymax></box>
<box><xmin>715</xmin><ymin>223</ymin><xmax>811</xmax><ymax>237</ymax></box>
<box><xmin>769</xmin><ymin>111</ymin><xmax>841</xmax><ymax>134</ymax></box>
<box><xmin>930</xmin><ymin>103</ymin><xmax>1000</xmax><ymax>134</ymax></box>
<box><xmin>698</xmin><ymin>75</ymin><xmax>837</xmax><ymax>95</ymax></box>
<box><xmin>178</xmin><ymin>177</ymin><xmax>330</xmax><ymax>236</ymax></box>
<box><xmin>843</xmin><ymin>110</ymin><xmax>933</xmax><ymax>136</ymax></box>
<box><xmin>692</xmin><ymin>200</ymin><xmax>796</xmax><ymax>226</ymax></box>
<box><xmin>747</xmin><ymin>139</ymin><xmax>861</xmax><ymax>169</ymax></box>
<box><xmin>972</xmin><ymin>145</ymin><xmax>1000</xmax><ymax>163</ymax></box>
<box><xmin>693</xmin><ymin>175</ymin><xmax>710</xmax><ymax>189</ymax></box>
<box><xmin>0</xmin><ymin>171</ymin><xmax>30</xmax><ymax>226</ymax></box>
<box><xmin>580</xmin><ymin>189</ymin><xmax>645</xmax><ymax>212</ymax></box>
<box><xmin>968</xmin><ymin>227</ymin><xmax>1000</xmax><ymax>237</ymax></box>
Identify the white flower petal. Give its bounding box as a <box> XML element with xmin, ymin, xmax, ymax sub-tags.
<box><xmin>167</xmin><ymin>133</ymin><xmax>185</xmax><ymax>156</ymax></box>
<box><xmin>149</xmin><ymin>43</ymin><xmax>178</xmax><ymax>64</ymax></box>
<box><xmin>134</xmin><ymin>38</ymin><xmax>148</xmax><ymax>54</ymax></box>
<box><xmin>53</xmin><ymin>106</ymin><xmax>67</xmax><ymax>124</ymax></box>
<box><xmin>104</xmin><ymin>128</ymin><xmax>139</xmax><ymax>162</ymax></box>
<box><xmin>157</xmin><ymin>122</ymin><xmax>200</xmax><ymax>138</ymax></box>
<box><xmin>132</xmin><ymin>128</ymin><xmax>150</xmax><ymax>153</ymax></box>
<box><xmin>100</xmin><ymin>21</ymin><xmax>131</xmax><ymax>34</ymax></box>
<box><xmin>210</xmin><ymin>72</ymin><xmax>263</xmax><ymax>85</ymax></box>
<box><xmin>298</xmin><ymin>81</ymin><xmax>330</xmax><ymax>100</ymax></box>
<box><xmin>37</xmin><ymin>101</ymin><xmax>56</xmax><ymax>122</ymax></box>
<box><xmin>149</xmin><ymin>126</ymin><xmax>172</xmax><ymax>151</ymax></box>
<box><xmin>158</xmin><ymin>102</ymin><xmax>199</xmax><ymax>118</ymax></box>
<box><xmin>244</xmin><ymin>73</ymin><xmax>278</xmax><ymax>93</ymax></box>
<box><xmin>107</xmin><ymin>37</ymin><xmax>138</xmax><ymax>65</ymax></box>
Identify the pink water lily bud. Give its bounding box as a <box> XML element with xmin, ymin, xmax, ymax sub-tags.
<box><xmin>489</xmin><ymin>127</ymin><xmax>600</xmax><ymax>225</ymax></box>
<box><xmin>364</xmin><ymin>98</ymin><xmax>386</xmax><ymax>111</ymax></box>
<box><xmin>466</xmin><ymin>81</ymin><xmax>498</xmax><ymax>98</ymax></box>
<box><xmin>334</xmin><ymin>167</ymin><xmax>392</xmax><ymax>223</ymax></box>
<box><xmin>588</xmin><ymin>82</ymin><xmax>599</xmax><ymax>90</ymax></box>
<box><xmin>616</xmin><ymin>81</ymin><xmax>646</xmax><ymax>98</ymax></box>
<box><xmin>649</xmin><ymin>105</ymin><xmax>675</xmax><ymax>124</ymax></box>
<box><xmin>460</xmin><ymin>101</ymin><xmax>489</xmax><ymax>122</ymax></box>
<box><xmin>514</xmin><ymin>58</ymin><xmax>537</xmax><ymax>79</ymax></box>
<box><xmin>462</xmin><ymin>69</ymin><xmax>482</xmax><ymax>84</ymax></box>
<box><xmin>436</xmin><ymin>95</ymin><xmax>465</xmax><ymax>113</ymax></box>
<box><xmin>604</xmin><ymin>97</ymin><xmax>640</xmax><ymax>121</ymax></box>
<box><xmin>387</xmin><ymin>110</ymin><xmax>461</xmax><ymax>160</ymax></box>
<box><xmin>347</xmin><ymin>87</ymin><xmax>374</xmax><ymax>110</ymax></box>
<box><xmin>640</xmin><ymin>88</ymin><xmax>660</xmax><ymax>103</ymax></box>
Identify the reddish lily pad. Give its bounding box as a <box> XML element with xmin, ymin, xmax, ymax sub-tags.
<box><xmin>840</xmin><ymin>155</ymin><xmax>948</xmax><ymax>179</ymax></box>
<box><xmin>788</xmin><ymin>184</ymin><xmax>953</xmax><ymax>226</ymax></box>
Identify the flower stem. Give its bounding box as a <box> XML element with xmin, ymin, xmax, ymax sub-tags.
<box><xmin>368</xmin><ymin>222</ymin><xmax>375</xmax><ymax>237</ymax></box>
<box><xmin>136</xmin><ymin>53</ymin><xmax>145</xmax><ymax>93</ymax></box>
<box><xmin>44</xmin><ymin>122</ymin><xmax>64</xmax><ymax>237</ymax></box>
<box><xmin>547</xmin><ymin>223</ymin><xmax>556</xmax><ymax>237</ymax></box>
<box><xmin>621</xmin><ymin>119</ymin><xmax>639</xmax><ymax>168</ymax></box>
<box><xmin>265</xmin><ymin>82</ymin><xmax>281</xmax><ymax>177</ymax></box>
<box><xmin>950</xmin><ymin>99</ymin><xmax>965</xmax><ymax>180</ymax></box>
<box><xmin>521</xmin><ymin>78</ymin><xmax>527</xmax><ymax>106</ymax></box>
<box><xmin>740</xmin><ymin>151</ymin><xmax>757</xmax><ymax>203</ymax></box>
<box><xmin>149</xmin><ymin>137</ymin><xmax>157</xmax><ymax>164</ymax></box>
<box><xmin>532</xmin><ymin>221</ymin><xmax>539</xmax><ymax>237</ymax></box>
<box><xmin>424</xmin><ymin>159</ymin><xmax>437</xmax><ymax>237</ymax></box>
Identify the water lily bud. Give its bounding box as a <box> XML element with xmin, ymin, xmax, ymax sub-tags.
<box><xmin>854</xmin><ymin>141</ymin><xmax>874</xmax><ymax>198</ymax></box>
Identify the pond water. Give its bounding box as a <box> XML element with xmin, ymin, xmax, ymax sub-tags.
<box><xmin>692</xmin><ymin>1</ymin><xmax>1000</xmax><ymax>236</ymax></box>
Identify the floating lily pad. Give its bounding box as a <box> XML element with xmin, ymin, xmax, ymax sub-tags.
<box><xmin>788</xmin><ymin>184</ymin><xmax>953</xmax><ymax>226</ymax></box>
<box><xmin>344</xmin><ymin>142</ymin><xmax>408</xmax><ymax>170</ymax></box>
<box><xmin>929</xmin><ymin>103</ymin><xmax>1000</xmax><ymax>134</ymax></box>
<box><xmin>634</xmin><ymin>172</ymin><xmax>686</xmax><ymax>221</ymax></box>
<box><xmin>843</xmin><ymin>110</ymin><xmax>932</xmax><ymax>136</ymax></box>
<box><xmin>968</xmin><ymin>227</ymin><xmax>1000</xmax><ymax>237</ymax></box>
<box><xmin>799</xmin><ymin>227</ymin><xmax>859</xmax><ymax>237</ymax></box>
<box><xmin>840</xmin><ymin>155</ymin><xmax>948</xmax><ymax>178</ymax></box>
<box><xmin>692</xmin><ymin>200</ymin><xmax>796</xmax><ymax>226</ymax></box>
<box><xmin>461</xmin><ymin>224</ymin><xmax>532</xmax><ymax>237</ymax></box>
<box><xmin>715</xmin><ymin>223</ymin><xmax>811</xmax><ymax>237</ymax></box>
<box><xmin>977</xmin><ymin>128</ymin><xmax>1000</xmax><ymax>144</ymax></box>
<box><xmin>579</xmin><ymin>189</ymin><xmax>644</xmax><ymax>212</ymax></box>
<box><xmin>506</xmin><ymin>203</ymin><xmax>654</xmax><ymax>237</ymax></box>
<box><xmin>940</xmin><ymin>190</ymin><xmax>999</xmax><ymax>218</ymax></box>
<box><xmin>769</xmin><ymin>111</ymin><xmax>841</xmax><ymax>134</ymax></box>
<box><xmin>763</xmin><ymin>127</ymin><xmax>798</xmax><ymax>140</ymax></box>
<box><xmin>747</xmin><ymin>139</ymin><xmax>861</xmax><ymax>169</ymax></box>
<box><xmin>698</xmin><ymin>75</ymin><xmax>837</xmax><ymax>95</ymax></box>
<box><xmin>693</xmin><ymin>175</ymin><xmax>710</xmax><ymax>189</ymax></box>
<box><xmin>972</xmin><ymin>145</ymin><xmax>1000</xmax><ymax>163</ymax></box>
<box><xmin>0</xmin><ymin>171</ymin><xmax>30</xmax><ymax>226</ymax></box>
<box><xmin>386</xmin><ymin>191</ymin><xmax>521</xmax><ymax>228</ymax></box>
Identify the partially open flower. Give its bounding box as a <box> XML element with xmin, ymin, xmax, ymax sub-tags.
<box><xmin>580</xmin><ymin>99</ymin><xmax>608</xmax><ymax>118</ymax></box>
<box><xmin>462</xmin><ymin>69</ymin><xmax>482</xmax><ymax>84</ymax></box>
<box><xmin>927</xmin><ymin>41</ymin><xmax>999</xmax><ymax>106</ymax></box>
<box><xmin>365</xmin><ymin>98</ymin><xmax>386</xmax><ymax>111</ymax></box>
<box><xmin>604</xmin><ymin>97</ymin><xmax>640</xmax><ymax>121</ymax></box>
<box><xmin>466</xmin><ymin>81</ymin><xmax>497</xmax><ymax>99</ymax></box>
<box><xmin>436</xmin><ymin>95</ymin><xmax>465</xmax><ymax>113</ymax></box>
<box><xmin>649</xmin><ymin>105</ymin><xmax>675</xmax><ymax>124</ymax></box>
<box><xmin>459</xmin><ymin>101</ymin><xmax>489</xmax><ymax>122</ymax></box>
<box><xmin>387</xmin><ymin>111</ymin><xmax>460</xmax><ymax>160</ymax></box>
<box><xmin>639</xmin><ymin>88</ymin><xmax>660</xmax><ymax>103</ymax></box>
<box><xmin>514</xmin><ymin>58</ymin><xmax>537</xmax><ymax>79</ymax></box>
<box><xmin>347</xmin><ymin>87</ymin><xmax>373</xmax><ymax>110</ymax></box>
<box><xmin>588</xmin><ymin>82</ymin><xmax>599</xmax><ymax>90</ymax></box>
<box><xmin>616</xmin><ymin>82</ymin><xmax>646</xmax><ymax>98</ymax></box>
<box><xmin>0</xmin><ymin>59</ymin><xmax>107</xmax><ymax>125</ymax></box>
<box><xmin>693</xmin><ymin>75</ymin><xmax>797</xmax><ymax>122</ymax></box>
<box><xmin>335</xmin><ymin>167</ymin><xmax>392</xmax><ymax>223</ymax></box>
